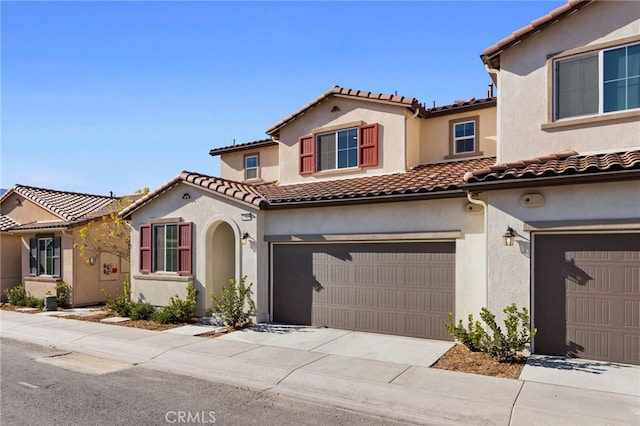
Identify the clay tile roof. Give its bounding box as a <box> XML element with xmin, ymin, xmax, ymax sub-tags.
<box><xmin>266</xmin><ymin>86</ymin><xmax>428</xmax><ymax>136</ymax></box>
<box><xmin>209</xmin><ymin>138</ymin><xmax>277</xmax><ymax>157</ymax></box>
<box><xmin>481</xmin><ymin>0</ymin><xmax>595</xmax><ymax>69</ymax></box>
<box><xmin>427</xmin><ymin>97</ymin><xmax>496</xmax><ymax>116</ymax></box>
<box><xmin>464</xmin><ymin>150</ymin><xmax>640</xmax><ymax>187</ymax></box>
<box><xmin>11</xmin><ymin>184</ymin><xmax>117</xmax><ymax>222</ymax></box>
<box><xmin>258</xmin><ymin>157</ymin><xmax>496</xmax><ymax>207</ymax></box>
<box><xmin>119</xmin><ymin>171</ymin><xmax>268</xmax><ymax>219</ymax></box>
<box><xmin>0</xmin><ymin>214</ymin><xmax>19</xmax><ymax>231</ymax></box>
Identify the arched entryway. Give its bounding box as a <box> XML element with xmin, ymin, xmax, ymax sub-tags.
<box><xmin>204</xmin><ymin>219</ymin><xmax>239</xmax><ymax>311</ymax></box>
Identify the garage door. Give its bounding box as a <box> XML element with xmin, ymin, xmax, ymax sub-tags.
<box><xmin>272</xmin><ymin>242</ymin><xmax>454</xmax><ymax>340</ymax></box>
<box><xmin>534</xmin><ymin>234</ymin><xmax>640</xmax><ymax>365</ymax></box>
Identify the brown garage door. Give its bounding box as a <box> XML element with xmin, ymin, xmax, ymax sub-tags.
<box><xmin>272</xmin><ymin>242</ymin><xmax>455</xmax><ymax>340</ymax></box>
<box><xmin>534</xmin><ymin>233</ymin><xmax>640</xmax><ymax>365</ymax></box>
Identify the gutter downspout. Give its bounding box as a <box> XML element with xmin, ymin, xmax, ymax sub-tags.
<box><xmin>467</xmin><ymin>191</ymin><xmax>489</xmax><ymax>309</ymax></box>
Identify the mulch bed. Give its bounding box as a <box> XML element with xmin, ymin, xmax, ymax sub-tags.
<box><xmin>431</xmin><ymin>343</ymin><xmax>527</xmax><ymax>379</ymax></box>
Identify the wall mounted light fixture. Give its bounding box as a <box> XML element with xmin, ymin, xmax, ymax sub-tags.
<box><xmin>503</xmin><ymin>226</ymin><xmax>515</xmax><ymax>247</ymax></box>
<box><xmin>241</xmin><ymin>232</ymin><xmax>250</xmax><ymax>245</ymax></box>
<box><xmin>182</xmin><ymin>193</ymin><xmax>191</xmax><ymax>200</ymax></box>
<box><xmin>88</xmin><ymin>257</ymin><xmax>97</xmax><ymax>266</ymax></box>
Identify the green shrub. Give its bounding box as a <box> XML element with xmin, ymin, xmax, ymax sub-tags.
<box><xmin>4</xmin><ymin>285</ymin><xmax>27</xmax><ymax>306</ymax></box>
<box><xmin>445</xmin><ymin>304</ymin><xmax>537</xmax><ymax>361</ymax></box>
<box><xmin>152</xmin><ymin>285</ymin><xmax>198</xmax><ymax>324</ymax></box>
<box><xmin>102</xmin><ymin>275</ymin><xmax>134</xmax><ymax>317</ymax></box>
<box><xmin>210</xmin><ymin>276</ymin><xmax>256</xmax><ymax>327</ymax></box>
<box><xmin>24</xmin><ymin>294</ymin><xmax>45</xmax><ymax>310</ymax></box>
<box><xmin>54</xmin><ymin>281</ymin><xmax>71</xmax><ymax>307</ymax></box>
<box><xmin>130</xmin><ymin>302</ymin><xmax>156</xmax><ymax>321</ymax></box>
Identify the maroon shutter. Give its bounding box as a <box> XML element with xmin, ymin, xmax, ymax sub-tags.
<box><xmin>359</xmin><ymin>123</ymin><xmax>378</xmax><ymax>167</ymax></box>
<box><xmin>299</xmin><ymin>134</ymin><xmax>315</xmax><ymax>175</ymax></box>
<box><xmin>177</xmin><ymin>222</ymin><xmax>193</xmax><ymax>276</ymax></box>
<box><xmin>139</xmin><ymin>224</ymin><xmax>151</xmax><ymax>273</ymax></box>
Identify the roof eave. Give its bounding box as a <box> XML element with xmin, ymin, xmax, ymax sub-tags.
<box><xmin>263</xmin><ymin>189</ymin><xmax>467</xmax><ymax>210</ymax></box>
<box><xmin>463</xmin><ymin>169</ymin><xmax>640</xmax><ymax>191</ymax></box>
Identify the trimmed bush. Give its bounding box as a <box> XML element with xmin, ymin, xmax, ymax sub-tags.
<box><xmin>54</xmin><ymin>281</ymin><xmax>71</xmax><ymax>307</ymax></box>
<box><xmin>130</xmin><ymin>302</ymin><xmax>156</xmax><ymax>321</ymax></box>
<box><xmin>4</xmin><ymin>285</ymin><xmax>27</xmax><ymax>306</ymax></box>
<box><xmin>102</xmin><ymin>276</ymin><xmax>134</xmax><ymax>317</ymax></box>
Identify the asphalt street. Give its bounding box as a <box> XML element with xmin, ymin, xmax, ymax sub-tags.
<box><xmin>0</xmin><ymin>337</ymin><xmax>407</xmax><ymax>426</ymax></box>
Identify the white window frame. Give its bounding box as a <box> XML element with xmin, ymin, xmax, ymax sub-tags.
<box><xmin>554</xmin><ymin>41</ymin><xmax>640</xmax><ymax>121</ymax></box>
<box><xmin>453</xmin><ymin>120</ymin><xmax>476</xmax><ymax>154</ymax></box>
<box><xmin>153</xmin><ymin>223</ymin><xmax>178</xmax><ymax>273</ymax></box>
<box><xmin>316</xmin><ymin>127</ymin><xmax>358</xmax><ymax>172</ymax></box>
<box><xmin>245</xmin><ymin>154</ymin><xmax>259</xmax><ymax>181</ymax></box>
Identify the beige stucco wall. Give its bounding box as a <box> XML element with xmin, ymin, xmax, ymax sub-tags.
<box><xmin>419</xmin><ymin>106</ymin><xmax>497</xmax><ymax>165</ymax></box>
<box><xmin>220</xmin><ymin>144</ymin><xmax>280</xmax><ymax>183</ymax></box>
<box><xmin>276</xmin><ymin>97</ymin><xmax>410</xmax><ymax>185</ymax></box>
<box><xmin>0</xmin><ymin>234</ymin><xmax>22</xmax><ymax>298</ymax></box>
<box><xmin>129</xmin><ymin>182</ymin><xmax>263</xmax><ymax>318</ymax></box>
<box><xmin>264</xmin><ymin>197</ymin><xmax>487</xmax><ymax>323</ymax></box>
<box><xmin>483</xmin><ymin>180</ymin><xmax>640</xmax><ymax>322</ymax></box>
<box><xmin>497</xmin><ymin>1</ymin><xmax>640</xmax><ymax>163</ymax></box>
<box><xmin>1</xmin><ymin>194</ymin><xmax>59</xmax><ymax>223</ymax></box>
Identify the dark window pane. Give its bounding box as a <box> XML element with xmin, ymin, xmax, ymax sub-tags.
<box><xmin>604</xmin><ymin>80</ymin><xmax>626</xmax><ymax>112</ymax></box>
<box><xmin>557</xmin><ymin>55</ymin><xmax>598</xmax><ymax>119</ymax></box>
<box><xmin>317</xmin><ymin>133</ymin><xmax>336</xmax><ymax>171</ymax></box>
<box><xmin>245</xmin><ymin>156</ymin><xmax>258</xmax><ymax>168</ymax></box>
<box><xmin>604</xmin><ymin>46</ymin><xmax>626</xmax><ymax>81</ymax></box>
<box><xmin>629</xmin><ymin>77</ymin><xmax>640</xmax><ymax>110</ymax></box>
<box><xmin>628</xmin><ymin>44</ymin><xmax>640</xmax><ymax>78</ymax></box>
<box><xmin>154</xmin><ymin>225</ymin><xmax>165</xmax><ymax>272</ymax></box>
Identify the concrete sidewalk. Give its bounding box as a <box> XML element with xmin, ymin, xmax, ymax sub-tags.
<box><xmin>1</xmin><ymin>310</ymin><xmax>638</xmax><ymax>425</ymax></box>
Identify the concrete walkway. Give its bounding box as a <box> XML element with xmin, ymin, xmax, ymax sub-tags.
<box><xmin>1</xmin><ymin>310</ymin><xmax>638</xmax><ymax>425</ymax></box>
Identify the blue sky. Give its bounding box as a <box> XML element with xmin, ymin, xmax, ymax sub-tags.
<box><xmin>1</xmin><ymin>1</ymin><xmax>565</xmax><ymax>196</ymax></box>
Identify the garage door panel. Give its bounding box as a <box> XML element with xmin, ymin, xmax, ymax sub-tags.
<box><xmin>273</xmin><ymin>242</ymin><xmax>455</xmax><ymax>340</ymax></box>
<box><xmin>535</xmin><ymin>233</ymin><xmax>640</xmax><ymax>365</ymax></box>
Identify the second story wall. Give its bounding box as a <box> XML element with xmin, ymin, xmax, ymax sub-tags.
<box><xmin>276</xmin><ymin>97</ymin><xmax>410</xmax><ymax>185</ymax></box>
<box><xmin>418</xmin><ymin>104</ymin><xmax>497</xmax><ymax>166</ymax></box>
<box><xmin>1</xmin><ymin>193</ymin><xmax>59</xmax><ymax>223</ymax></box>
<box><xmin>220</xmin><ymin>144</ymin><xmax>279</xmax><ymax>183</ymax></box>
<box><xmin>497</xmin><ymin>1</ymin><xmax>640</xmax><ymax>163</ymax></box>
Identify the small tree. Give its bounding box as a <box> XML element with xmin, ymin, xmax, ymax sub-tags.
<box><xmin>74</xmin><ymin>188</ymin><xmax>149</xmax><ymax>264</ymax></box>
<box><xmin>210</xmin><ymin>276</ymin><xmax>256</xmax><ymax>327</ymax></box>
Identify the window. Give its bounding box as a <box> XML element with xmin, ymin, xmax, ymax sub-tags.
<box><xmin>29</xmin><ymin>236</ymin><xmax>61</xmax><ymax>277</ymax></box>
<box><xmin>140</xmin><ymin>222</ymin><xmax>192</xmax><ymax>275</ymax></box>
<box><xmin>453</xmin><ymin>121</ymin><xmax>476</xmax><ymax>154</ymax></box>
<box><xmin>317</xmin><ymin>128</ymin><xmax>358</xmax><ymax>171</ymax></box>
<box><xmin>245</xmin><ymin>154</ymin><xmax>259</xmax><ymax>180</ymax></box>
<box><xmin>299</xmin><ymin>123</ymin><xmax>378</xmax><ymax>175</ymax></box>
<box><xmin>448</xmin><ymin>116</ymin><xmax>480</xmax><ymax>158</ymax></box>
<box><xmin>555</xmin><ymin>42</ymin><xmax>640</xmax><ymax>120</ymax></box>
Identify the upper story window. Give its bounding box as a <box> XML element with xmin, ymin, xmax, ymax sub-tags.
<box><xmin>29</xmin><ymin>236</ymin><xmax>61</xmax><ymax>277</ymax></box>
<box><xmin>447</xmin><ymin>116</ymin><xmax>481</xmax><ymax>158</ymax></box>
<box><xmin>317</xmin><ymin>128</ymin><xmax>358</xmax><ymax>171</ymax></box>
<box><xmin>555</xmin><ymin>42</ymin><xmax>640</xmax><ymax>120</ymax></box>
<box><xmin>245</xmin><ymin>154</ymin><xmax>259</xmax><ymax>180</ymax></box>
<box><xmin>140</xmin><ymin>222</ymin><xmax>192</xmax><ymax>275</ymax></box>
<box><xmin>454</xmin><ymin>121</ymin><xmax>476</xmax><ymax>154</ymax></box>
<box><xmin>299</xmin><ymin>123</ymin><xmax>378</xmax><ymax>175</ymax></box>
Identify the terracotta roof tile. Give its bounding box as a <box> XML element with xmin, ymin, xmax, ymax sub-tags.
<box><xmin>266</xmin><ymin>86</ymin><xmax>428</xmax><ymax>136</ymax></box>
<box><xmin>482</xmin><ymin>1</ymin><xmax>594</xmax><ymax>68</ymax></box>
<box><xmin>11</xmin><ymin>185</ymin><xmax>118</xmax><ymax>222</ymax></box>
<box><xmin>464</xmin><ymin>150</ymin><xmax>640</xmax><ymax>186</ymax></box>
<box><xmin>258</xmin><ymin>157</ymin><xmax>496</xmax><ymax>206</ymax></box>
<box><xmin>209</xmin><ymin>138</ymin><xmax>277</xmax><ymax>157</ymax></box>
<box><xmin>426</xmin><ymin>97</ymin><xmax>496</xmax><ymax>116</ymax></box>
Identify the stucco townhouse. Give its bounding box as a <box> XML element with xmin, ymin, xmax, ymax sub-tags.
<box><xmin>121</xmin><ymin>0</ymin><xmax>639</xmax><ymax>365</ymax></box>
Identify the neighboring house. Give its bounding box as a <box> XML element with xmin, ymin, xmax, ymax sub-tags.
<box><xmin>121</xmin><ymin>0</ymin><xmax>639</xmax><ymax>365</ymax></box>
<box><xmin>463</xmin><ymin>0</ymin><xmax>639</xmax><ymax>365</ymax></box>
<box><xmin>0</xmin><ymin>185</ymin><xmax>131</xmax><ymax>306</ymax></box>
<box><xmin>121</xmin><ymin>87</ymin><xmax>497</xmax><ymax>342</ymax></box>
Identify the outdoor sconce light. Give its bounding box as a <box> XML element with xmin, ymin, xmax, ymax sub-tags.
<box><xmin>503</xmin><ymin>226</ymin><xmax>515</xmax><ymax>247</ymax></box>
<box><xmin>241</xmin><ymin>232</ymin><xmax>250</xmax><ymax>245</ymax></box>
<box><xmin>88</xmin><ymin>257</ymin><xmax>96</xmax><ymax>266</ymax></box>
<box><xmin>241</xmin><ymin>212</ymin><xmax>253</xmax><ymax>221</ymax></box>
<box><xmin>182</xmin><ymin>193</ymin><xmax>191</xmax><ymax>200</ymax></box>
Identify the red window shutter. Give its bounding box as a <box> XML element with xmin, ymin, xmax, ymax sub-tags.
<box><xmin>177</xmin><ymin>222</ymin><xmax>193</xmax><ymax>276</ymax></box>
<box><xmin>299</xmin><ymin>134</ymin><xmax>315</xmax><ymax>175</ymax></box>
<box><xmin>359</xmin><ymin>123</ymin><xmax>378</xmax><ymax>167</ymax></box>
<box><xmin>139</xmin><ymin>224</ymin><xmax>151</xmax><ymax>273</ymax></box>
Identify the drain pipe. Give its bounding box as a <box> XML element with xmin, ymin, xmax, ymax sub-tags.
<box><xmin>467</xmin><ymin>191</ymin><xmax>489</xmax><ymax>309</ymax></box>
